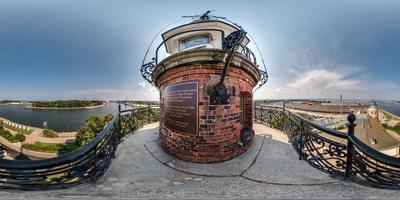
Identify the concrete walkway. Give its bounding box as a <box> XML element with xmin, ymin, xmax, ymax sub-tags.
<box><xmin>0</xmin><ymin>123</ymin><xmax>399</xmax><ymax>199</ymax></box>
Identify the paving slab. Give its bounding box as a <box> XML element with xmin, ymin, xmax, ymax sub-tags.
<box><xmin>242</xmin><ymin>137</ymin><xmax>337</xmax><ymax>185</ymax></box>
<box><xmin>160</xmin><ymin>134</ymin><xmax>265</xmax><ymax>176</ymax></box>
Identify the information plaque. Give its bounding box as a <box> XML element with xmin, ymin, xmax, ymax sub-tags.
<box><xmin>163</xmin><ymin>81</ymin><xmax>198</xmax><ymax>135</ymax></box>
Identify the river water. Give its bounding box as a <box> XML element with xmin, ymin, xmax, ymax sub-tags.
<box><xmin>0</xmin><ymin>102</ymin><xmax>131</xmax><ymax>132</ymax></box>
<box><xmin>377</xmin><ymin>101</ymin><xmax>400</xmax><ymax>116</ymax></box>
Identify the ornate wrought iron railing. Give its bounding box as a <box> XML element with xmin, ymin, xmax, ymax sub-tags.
<box><xmin>254</xmin><ymin>105</ymin><xmax>400</xmax><ymax>189</ymax></box>
<box><xmin>0</xmin><ymin>106</ymin><xmax>158</xmax><ymax>190</ymax></box>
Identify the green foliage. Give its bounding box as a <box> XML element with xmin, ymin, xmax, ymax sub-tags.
<box><xmin>270</xmin><ymin>113</ymin><xmax>285</xmax><ymax>129</ymax></box>
<box><xmin>42</xmin><ymin>129</ymin><xmax>58</xmax><ymax>138</ymax></box>
<box><xmin>383</xmin><ymin>123</ymin><xmax>400</xmax><ymax>135</ymax></box>
<box><xmin>22</xmin><ymin>142</ymin><xmax>79</xmax><ymax>155</ymax></box>
<box><xmin>120</xmin><ymin>108</ymin><xmax>160</xmax><ymax>136</ymax></box>
<box><xmin>1</xmin><ymin>122</ymin><xmax>32</xmax><ymax>135</ymax></box>
<box><xmin>31</xmin><ymin>100</ymin><xmax>103</xmax><ymax>108</ymax></box>
<box><xmin>75</xmin><ymin>107</ymin><xmax>159</xmax><ymax>148</ymax></box>
<box><xmin>0</xmin><ymin>127</ymin><xmax>24</xmax><ymax>143</ymax></box>
<box><xmin>15</xmin><ymin>133</ymin><xmax>26</xmax><ymax>142</ymax></box>
<box><xmin>0</xmin><ymin>100</ymin><xmax>21</xmax><ymax>105</ymax></box>
<box><xmin>76</xmin><ymin>113</ymin><xmax>114</xmax><ymax>146</ymax></box>
<box><xmin>383</xmin><ymin>112</ymin><xmax>393</xmax><ymax>120</ymax></box>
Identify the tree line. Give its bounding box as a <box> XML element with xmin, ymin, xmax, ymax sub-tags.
<box><xmin>31</xmin><ymin>100</ymin><xmax>103</xmax><ymax>108</ymax></box>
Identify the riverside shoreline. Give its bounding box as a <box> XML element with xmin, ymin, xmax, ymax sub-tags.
<box><xmin>0</xmin><ymin>116</ymin><xmax>77</xmax><ymax>160</ymax></box>
<box><xmin>382</xmin><ymin>109</ymin><xmax>400</xmax><ymax>120</ymax></box>
<box><xmin>25</xmin><ymin>102</ymin><xmax>106</xmax><ymax>110</ymax></box>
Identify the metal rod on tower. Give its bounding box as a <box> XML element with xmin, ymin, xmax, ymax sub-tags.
<box><xmin>340</xmin><ymin>94</ymin><xmax>343</xmax><ymax>115</ymax></box>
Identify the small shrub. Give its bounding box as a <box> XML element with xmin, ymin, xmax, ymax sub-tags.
<box><xmin>76</xmin><ymin>113</ymin><xmax>114</xmax><ymax>146</ymax></box>
<box><xmin>15</xmin><ymin>133</ymin><xmax>26</xmax><ymax>142</ymax></box>
<box><xmin>383</xmin><ymin>123</ymin><xmax>400</xmax><ymax>135</ymax></box>
<box><xmin>120</xmin><ymin>108</ymin><xmax>160</xmax><ymax>136</ymax></box>
<box><xmin>42</xmin><ymin>129</ymin><xmax>58</xmax><ymax>138</ymax></box>
<box><xmin>0</xmin><ymin>129</ymin><xmax>19</xmax><ymax>143</ymax></box>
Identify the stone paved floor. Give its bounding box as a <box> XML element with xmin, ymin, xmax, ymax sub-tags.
<box><xmin>0</xmin><ymin>123</ymin><xmax>399</xmax><ymax>199</ymax></box>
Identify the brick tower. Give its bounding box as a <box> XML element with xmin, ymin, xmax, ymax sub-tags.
<box><xmin>141</xmin><ymin>12</ymin><xmax>268</xmax><ymax>163</ymax></box>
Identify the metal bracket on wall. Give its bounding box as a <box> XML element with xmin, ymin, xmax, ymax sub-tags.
<box><xmin>209</xmin><ymin>30</ymin><xmax>246</xmax><ymax>105</ymax></box>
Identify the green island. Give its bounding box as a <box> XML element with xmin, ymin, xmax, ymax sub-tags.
<box><xmin>28</xmin><ymin>100</ymin><xmax>104</xmax><ymax>109</ymax></box>
<box><xmin>0</xmin><ymin>100</ymin><xmax>21</xmax><ymax>105</ymax></box>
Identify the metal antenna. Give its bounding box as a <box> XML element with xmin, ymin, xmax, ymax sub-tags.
<box><xmin>182</xmin><ymin>10</ymin><xmax>226</xmax><ymax>21</ymax></box>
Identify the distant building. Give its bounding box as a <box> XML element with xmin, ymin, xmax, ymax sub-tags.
<box><xmin>368</xmin><ymin>101</ymin><xmax>379</xmax><ymax>119</ymax></box>
<box><xmin>286</xmin><ymin>100</ymin><xmax>368</xmax><ymax>114</ymax></box>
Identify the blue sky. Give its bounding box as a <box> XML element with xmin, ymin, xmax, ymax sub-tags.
<box><xmin>0</xmin><ymin>0</ymin><xmax>399</xmax><ymax>101</ymax></box>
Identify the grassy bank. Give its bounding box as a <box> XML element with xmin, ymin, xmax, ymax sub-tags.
<box><xmin>22</xmin><ymin>142</ymin><xmax>79</xmax><ymax>154</ymax></box>
<box><xmin>382</xmin><ymin>110</ymin><xmax>400</xmax><ymax>121</ymax></box>
<box><xmin>0</xmin><ymin>124</ymin><xmax>25</xmax><ymax>143</ymax></box>
<box><xmin>42</xmin><ymin>129</ymin><xmax>58</xmax><ymax>138</ymax></box>
<box><xmin>0</xmin><ymin>121</ymin><xmax>32</xmax><ymax>135</ymax></box>
<box><xmin>383</xmin><ymin>123</ymin><xmax>400</xmax><ymax>135</ymax></box>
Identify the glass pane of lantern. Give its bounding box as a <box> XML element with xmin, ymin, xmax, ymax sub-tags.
<box><xmin>179</xmin><ymin>35</ymin><xmax>209</xmax><ymax>51</ymax></box>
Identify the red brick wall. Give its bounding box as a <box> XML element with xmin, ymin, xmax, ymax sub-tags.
<box><xmin>157</xmin><ymin>64</ymin><xmax>257</xmax><ymax>163</ymax></box>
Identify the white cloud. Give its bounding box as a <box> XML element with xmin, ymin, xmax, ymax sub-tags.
<box><xmin>255</xmin><ymin>66</ymin><xmax>399</xmax><ymax>100</ymax></box>
<box><xmin>71</xmin><ymin>84</ymin><xmax>159</xmax><ymax>101</ymax></box>
<box><xmin>271</xmin><ymin>68</ymin><xmax>364</xmax><ymax>98</ymax></box>
<box><xmin>254</xmin><ymin>40</ymin><xmax>400</xmax><ymax>100</ymax></box>
<box><xmin>138</xmin><ymin>82</ymin><xmax>146</xmax><ymax>88</ymax></box>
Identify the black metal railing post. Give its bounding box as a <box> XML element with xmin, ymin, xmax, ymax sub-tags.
<box><xmin>299</xmin><ymin>120</ymin><xmax>304</xmax><ymax>160</ymax></box>
<box><xmin>92</xmin><ymin>144</ymin><xmax>98</xmax><ymax>179</ymax></box>
<box><xmin>282</xmin><ymin>102</ymin><xmax>286</xmax><ymax>130</ymax></box>
<box><xmin>345</xmin><ymin>112</ymin><xmax>357</xmax><ymax>178</ymax></box>
<box><xmin>254</xmin><ymin>105</ymin><xmax>257</xmax><ymax>121</ymax></box>
<box><xmin>147</xmin><ymin>103</ymin><xmax>151</xmax><ymax>123</ymax></box>
<box><xmin>118</xmin><ymin>104</ymin><xmax>122</xmax><ymax>134</ymax></box>
<box><xmin>268</xmin><ymin>107</ymin><xmax>272</xmax><ymax>126</ymax></box>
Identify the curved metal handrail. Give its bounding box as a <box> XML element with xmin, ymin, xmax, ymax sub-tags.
<box><xmin>0</xmin><ymin>116</ymin><xmax>117</xmax><ymax>169</ymax></box>
<box><xmin>257</xmin><ymin>105</ymin><xmax>347</xmax><ymax>138</ymax></box>
<box><xmin>287</xmin><ymin>109</ymin><xmax>348</xmax><ymax>139</ymax></box>
<box><xmin>254</xmin><ymin>104</ymin><xmax>400</xmax><ymax>189</ymax></box>
<box><xmin>350</xmin><ymin>136</ymin><xmax>400</xmax><ymax>168</ymax></box>
<box><xmin>0</xmin><ymin>116</ymin><xmax>117</xmax><ymax>170</ymax></box>
<box><xmin>0</xmin><ymin>106</ymin><xmax>159</xmax><ymax>190</ymax></box>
